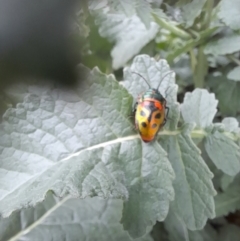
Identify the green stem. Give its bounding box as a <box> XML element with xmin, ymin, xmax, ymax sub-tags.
<box><xmin>152</xmin><ymin>13</ymin><xmax>191</xmax><ymax>40</ymax></box>
<box><xmin>194</xmin><ymin>45</ymin><xmax>208</xmax><ymax>88</ymax></box>
<box><xmin>202</xmin><ymin>0</ymin><xmax>214</xmax><ymax>29</ymax></box>
<box><xmin>189</xmin><ymin>49</ymin><xmax>197</xmax><ymax>73</ymax></box>
<box><xmin>166</xmin><ymin>27</ymin><xmax>217</xmax><ymax>64</ymax></box>
<box><xmin>227</xmin><ymin>54</ymin><xmax>240</xmax><ymax>67</ymax></box>
<box><xmin>160</xmin><ymin>129</ymin><xmax>239</xmax><ymax>142</ymax></box>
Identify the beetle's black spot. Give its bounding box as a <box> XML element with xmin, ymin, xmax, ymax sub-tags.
<box><xmin>152</xmin><ymin>123</ymin><xmax>157</xmax><ymax>128</ymax></box>
<box><xmin>140</xmin><ymin>110</ymin><xmax>146</xmax><ymax>116</ymax></box>
<box><xmin>155</xmin><ymin>113</ymin><xmax>161</xmax><ymax>119</ymax></box>
<box><xmin>141</xmin><ymin>122</ymin><xmax>147</xmax><ymax>128</ymax></box>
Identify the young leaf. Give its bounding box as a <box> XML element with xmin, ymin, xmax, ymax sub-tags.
<box><xmin>134</xmin><ymin>0</ymin><xmax>152</xmax><ymax>29</ymax></box>
<box><xmin>215</xmin><ymin>174</ymin><xmax>240</xmax><ymax>217</ymax></box>
<box><xmin>227</xmin><ymin>66</ymin><xmax>240</xmax><ymax>81</ymax></box>
<box><xmin>108</xmin><ymin>0</ymin><xmax>136</xmax><ymax>16</ymax></box>
<box><xmin>220</xmin><ymin>174</ymin><xmax>234</xmax><ymax>191</ymax></box>
<box><xmin>218</xmin><ymin>0</ymin><xmax>240</xmax><ymax>30</ymax></box>
<box><xmin>160</xmin><ymin>124</ymin><xmax>216</xmax><ymax>230</ymax></box>
<box><xmin>180</xmin><ymin>88</ymin><xmax>218</xmax><ymax>128</ymax></box>
<box><xmin>218</xmin><ymin>224</ymin><xmax>240</xmax><ymax>241</ymax></box>
<box><xmin>204</xmin><ymin>129</ymin><xmax>240</xmax><ymax>176</ymax></box>
<box><xmin>181</xmin><ymin>0</ymin><xmax>207</xmax><ymax>28</ymax></box>
<box><xmin>222</xmin><ymin>117</ymin><xmax>240</xmax><ymax>133</ymax></box>
<box><xmin>0</xmin><ymin>64</ymin><xmax>175</xmax><ymax>238</ymax></box>
<box><xmin>4</xmin><ymin>196</ymin><xmax>153</xmax><ymax>241</ymax></box>
<box><xmin>204</xmin><ymin>35</ymin><xmax>240</xmax><ymax>56</ymax></box>
<box><xmin>91</xmin><ymin>6</ymin><xmax>158</xmax><ymax>69</ymax></box>
<box><xmin>208</xmin><ymin>74</ymin><xmax>240</xmax><ymax>115</ymax></box>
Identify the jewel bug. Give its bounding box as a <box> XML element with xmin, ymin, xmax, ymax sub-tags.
<box><xmin>132</xmin><ymin>71</ymin><xmax>173</xmax><ymax>143</ymax></box>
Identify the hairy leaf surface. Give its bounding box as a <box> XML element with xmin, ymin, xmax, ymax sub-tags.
<box><xmin>0</xmin><ymin>193</ymin><xmax>57</xmax><ymax>241</ymax></box>
<box><xmin>6</xmin><ymin>197</ymin><xmax>153</xmax><ymax>241</ymax></box>
<box><xmin>205</xmin><ymin>130</ymin><xmax>240</xmax><ymax>176</ymax></box>
<box><xmin>204</xmin><ymin>35</ymin><xmax>240</xmax><ymax>56</ymax></box>
<box><xmin>227</xmin><ymin>66</ymin><xmax>240</xmax><ymax>81</ymax></box>
<box><xmin>215</xmin><ymin>174</ymin><xmax>240</xmax><ymax>217</ymax></box>
<box><xmin>91</xmin><ymin>3</ymin><xmax>158</xmax><ymax>69</ymax></box>
<box><xmin>0</xmin><ymin>59</ymin><xmax>175</xmax><ymax>238</ymax></box>
<box><xmin>160</xmin><ymin>125</ymin><xmax>216</xmax><ymax>230</ymax></box>
<box><xmin>181</xmin><ymin>89</ymin><xmax>218</xmax><ymax>128</ymax></box>
<box><xmin>208</xmin><ymin>75</ymin><xmax>240</xmax><ymax>115</ymax></box>
<box><xmin>181</xmin><ymin>0</ymin><xmax>207</xmax><ymax>28</ymax></box>
<box><xmin>218</xmin><ymin>0</ymin><xmax>240</xmax><ymax>30</ymax></box>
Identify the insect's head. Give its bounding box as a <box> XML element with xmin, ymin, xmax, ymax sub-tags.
<box><xmin>131</xmin><ymin>71</ymin><xmax>174</xmax><ymax>92</ymax></box>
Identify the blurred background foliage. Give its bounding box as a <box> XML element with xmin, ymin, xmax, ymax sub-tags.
<box><xmin>1</xmin><ymin>0</ymin><xmax>240</xmax><ymax>240</ymax></box>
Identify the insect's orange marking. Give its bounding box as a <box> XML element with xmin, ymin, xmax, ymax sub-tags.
<box><xmin>154</xmin><ymin>101</ymin><xmax>162</xmax><ymax>110</ymax></box>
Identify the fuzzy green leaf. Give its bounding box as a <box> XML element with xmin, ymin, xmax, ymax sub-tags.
<box><xmin>208</xmin><ymin>74</ymin><xmax>240</xmax><ymax>116</ymax></box>
<box><xmin>220</xmin><ymin>174</ymin><xmax>234</xmax><ymax>191</ymax></box>
<box><xmin>164</xmin><ymin>206</ymin><xmax>190</xmax><ymax>241</ymax></box>
<box><xmin>180</xmin><ymin>89</ymin><xmax>218</xmax><ymax>128</ymax></box>
<box><xmin>218</xmin><ymin>224</ymin><xmax>240</xmax><ymax>241</ymax></box>
<box><xmin>135</xmin><ymin>0</ymin><xmax>152</xmax><ymax>29</ymax></box>
<box><xmin>108</xmin><ymin>0</ymin><xmax>136</xmax><ymax>16</ymax></box>
<box><xmin>215</xmin><ymin>174</ymin><xmax>240</xmax><ymax>217</ymax></box>
<box><xmin>160</xmin><ymin>124</ymin><xmax>216</xmax><ymax>230</ymax></box>
<box><xmin>204</xmin><ymin>35</ymin><xmax>240</xmax><ymax>55</ymax></box>
<box><xmin>222</xmin><ymin>117</ymin><xmax>240</xmax><ymax>133</ymax></box>
<box><xmin>92</xmin><ymin>6</ymin><xmax>158</xmax><ymax>69</ymax></box>
<box><xmin>189</xmin><ymin>224</ymin><xmax>218</xmax><ymax>241</ymax></box>
<box><xmin>218</xmin><ymin>0</ymin><xmax>240</xmax><ymax>30</ymax></box>
<box><xmin>227</xmin><ymin>66</ymin><xmax>240</xmax><ymax>81</ymax></box>
<box><xmin>204</xmin><ymin>130</ymin><xmax>240</xmax><ymax>176</ymax></box>
<box><xmin>0</xmin><ymin>193</ymin><xmax>57</xmax><ymax>241</ymax></box>
<box><xmin>181</xmin><ymin>0</ymin><xmax>207</xmax><ymax>28</ymax></box>
<box><xmin>0</xmin><ymin>61</ymin><xmax>175</xmax><ymax>238</ymax></box>
<box><xmin>4</xmin><ymin>197</ymin><xmax>153</xmax><ymax>241</ymax></box>
<box><xmin>164</xmin><ymin>206</ymin><xmax>218</xmax><ymax>241</ymax></box>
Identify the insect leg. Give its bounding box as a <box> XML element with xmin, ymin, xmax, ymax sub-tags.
<box><xmin>162</xmin><ymin>106</ymin><xmax>169</xmax><ymax>126</ymax></box>
<box><xmin>165</xmin><ymin>106</ymin><xmax>169</xmax><ymax>119</ymax></box>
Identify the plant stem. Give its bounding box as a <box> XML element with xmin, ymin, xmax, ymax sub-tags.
<box><xmin>194</xmin><ymin>45</ymin><xmax>208</xmax><ymax>88</ymax></box>
<box><xmin>152</xmin><ymin>13</ymin><xmax>191</xmax><ymax>40</ymax></box>
<box><xmin>202</xmin><ymin>0</ymin><xmax>214</xmax><ymax>29</ymax></box>
<box><xmin>166</xmin><ymin>27</ymin><xmax>217</xmax><ymax>64</ymax></box>
<box><xmin>189</xmin><ymin>49</ymin><xmax>197</xmax><ymax>73</ymax></box>
<box><xmin>227</xmin><ymin>54</ymin><xmax>240</xmax><ymax>67</ymax></box>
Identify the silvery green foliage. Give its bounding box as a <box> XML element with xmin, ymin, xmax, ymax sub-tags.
<box><xmin>208</xmin><ymin>74</ymin><xmax>240</xmax><ymax>115</ymax></box>
<box><xmin>123</xmin><ymin>55</ymin><xmax>216</xmax><ymax>231</ymax></box>
<box><xmin>218</xmin><ymin>0</ymin><xmax>240</xmax><ymax>30</ymax></box>
<box><xmin>181</xmin><ymin>0</ymin><xmax>207</xmax><ymax>28</ymax></box>
<box><xmin>181</xmin><ymin>89</ymin><xmax>218</xmax><ymax>128</ymax></box>
<box><xmin>218</xmin><ymin>224</ymin><xmax>240</xmax><ymax>241</ymax></box>
<box><xmin>89</xmin><ymin>0</ymin><xmax>158</xmax><ymax>69</ymax></box>
<box><xmin>1</xmin><ymin>54</ymin><xmax>240</xmax><ymax>239</ymax></box>
<box><xmin>215</xmin><ymin>174</ymin><xmax>240</xmax><ymax>217</ymax></box>
<box><xmin>164</xmin><ymin>209</ymin><xmax>218</xmax><ymax>241</ymax></box>
<box><xmin>227</xmin><ymin>66</ymin><xmax>240</xmax><ymax>81</ymax></box>
<box><xmin>204</xmin><ymin>35</ymin><xmax>240</xmax><ymax>56</ymax></box>
<box><xmin>181</xmin><ymin>88</ymin><xmax>240</xmax><ymax>176</ymax></box>
<box><xmin>0</xmin><ymin>56</ymin><xmax>176</xmax><ymax>239</ymax></box>
<box><xmin>0</xmin><ymin>193</ymin><xmax>57</xmax><ymax>241</ymax></box>
<box><xmin>1</xmin><ymin>196</ymin><xmax>153</xmax><ymax>241</ymax></box>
